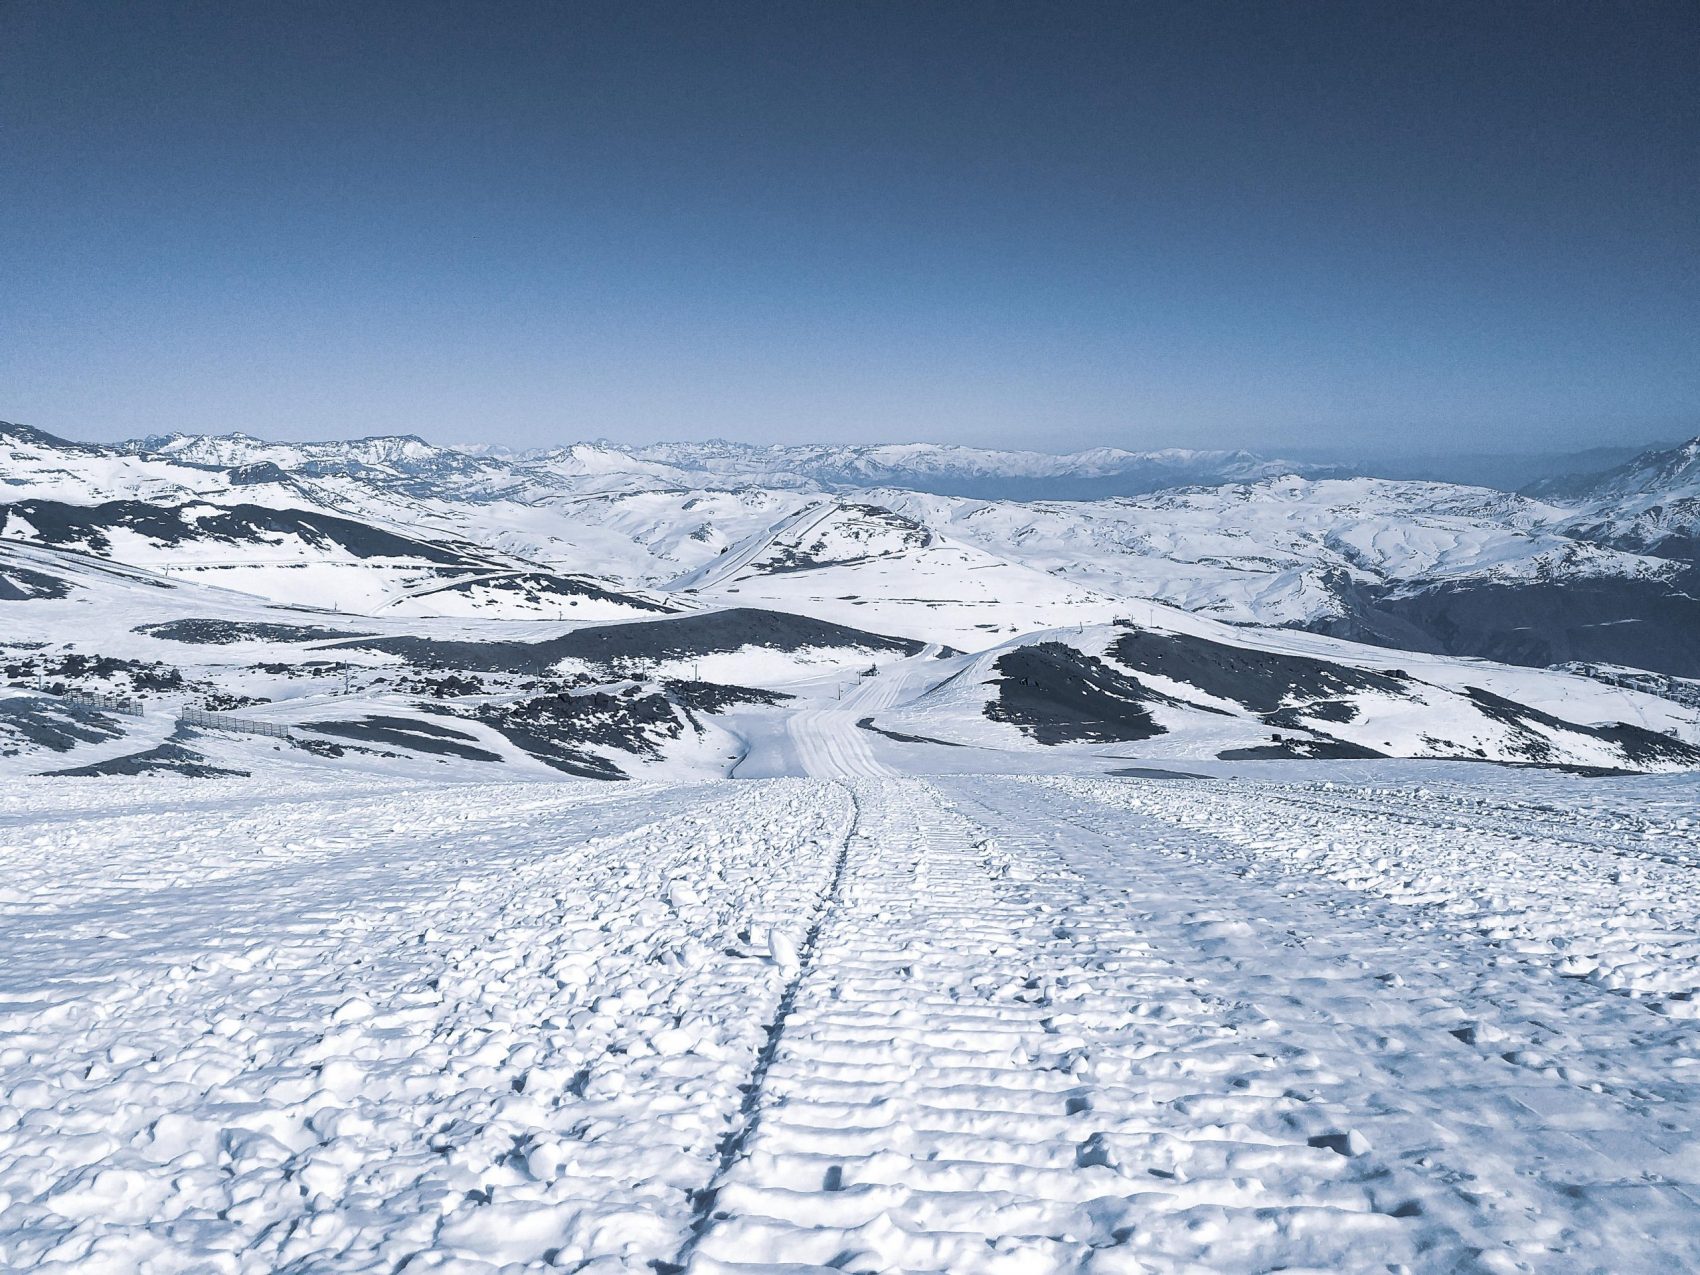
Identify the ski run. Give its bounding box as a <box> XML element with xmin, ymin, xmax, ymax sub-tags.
<box><xmin>3</xmin><ymin>762</ymin><xmax>1698</xmax><ymax>1274</ymax></box>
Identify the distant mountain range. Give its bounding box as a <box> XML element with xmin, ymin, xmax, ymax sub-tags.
<box><xmin>5</xmin><ymin>418</ymin><xmax>1699</xmax><ymax>680</ymax></box>
<box><xmin>5</xmin><ymin>419</ymin><xmax>1698</xmax><ymax>778</ymax></box>
<box><xmin>125</xmin><ymin>431</ymin><xmax>1352</xmax><ymax>500</ymax></box>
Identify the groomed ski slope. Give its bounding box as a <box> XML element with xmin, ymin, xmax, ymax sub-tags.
<box><xmin>4</xmin><ymin>764</ymin><xmax>1698</xmax><ymax>1274</ymax></box>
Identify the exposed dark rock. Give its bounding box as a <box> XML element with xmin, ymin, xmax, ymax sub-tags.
<box><xmin>1318</xmin><ymin>575</ymin><xmax>1700</xmax><ymax>680</ymax></box>
<box><xmin>0</xmin><ymin>421</ymin><xmax>103</xmax><ymax>453</ymax></box>
<box><xmin>1218</xmin><ymin>735</ymin><xmax>1387</xmax><ymax>760</ymax></box>
<box><xmin>0</xmin><ymin>564</ymin><xmax>70</xmax><ymax>601</ymax></box>
<box><xmin>226</xmin><ymin>461</ymin><xmax>292</xmax><ymax>485</ymax></box>
<box><xmin>1461</xmin><ymin>686</ymin><xmax>1700</xmax><ymax>768</ymax></box>
<box><xmin>1267</xmin><ymin>701</ymin><xmax>1359</xmax><ymax>728</ymax></box>
<box><xmin>4</xmin><ymin>653</ymin><xmax>185</xmax><ymax>695</ymax></box>
<box><xmin>202</xmin><ymin>692</ymin><xmax>272</xmax><ymax>712</ymax></box>
<box><xmin>330</xmin><ymin>608</ymin><xmax>924</xmax><ymax>675</ymax></box>
<box><xmin>407</xmin><ymin>571</ymin><xmax>674</xmax><ymax>613</ymax></box>
<box><xmin>47</xmin><ymin>740</ymin><xmax>248</xmax><ymax>778</ymax></box>
<box><xmin>987</xmin><ymin>642</ymin><xmax>1168</xmax><ymax>745</ymax></box>
<box><xmin>454</xmin><ymin>691</ymin><xmax>692</xmax><ymax>779</ymax></box>
<box><xmin>1112</xmin><ymin>627</ymin><xmax>1408</xmax><ymax>714</ymax></box>
<box><xmin>664</xmin><ymin>679</ymin><xmax>793</xmax><ymax>713</ymax></box>
<box><xmin>856</xmin><ymin>716</ymin><xmax>966</xmax><ymax>748</ymax></box>
<box><xmin>299</xmin><ymin>715</ymin><xmax>504</xmax><ymax>762</ymax></box>
<box><xmin>0</xmin><ymin>498</ymin><xmax>476</xmax><ymax>564</ymax></box>
<box><xmin>393</xmin><ymin>672</ymin><xmax>490</xmax><ymax>698</ymax></box>
<box><xmin>0</xmin><ymin>697</ymin><xmax>125</xmax><ymax>755</ymax></box>
<box><xmin>757</xmin><ymin>505</ymin><xmax>933</xmax><ymax>573</ymax></box>
<box><xmin>136</xmin><ymin>618</ymin><xmax>372</xmax><ymax>644</ymax></box>
<box><xmin>1107</xmin><ymin>765</ymin><xmax>1208</xmax><ymax>779</ymax></box>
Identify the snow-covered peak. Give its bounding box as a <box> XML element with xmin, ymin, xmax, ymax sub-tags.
<box><xmin>1531</xmin><ymin>435</ymin><xmax>1700</xmax><ymax>503</ymax></box>
<box><xmin>1534</xmin><ymin>436</ymin><xmax>1700</xmax><ymax>560</ymax></box>
<box><xmin>92</xmin><ymin>426</ymin><xmax>1365</xmax><ymax>501</ymax></box>
<box><xmin>125</xmin><ymin>431</ymin><xmax>484</xmax><ymax>476</ymax></box>
<box><xmin>616</xmin><ymin>439</ymin><xmax>1340</xmax><ymax>496</ymax></box>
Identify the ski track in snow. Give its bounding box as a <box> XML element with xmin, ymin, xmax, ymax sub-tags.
<box><xmin>1</xmin><ymin>772</ymin><xmax>1697</xmax><ymax>1272</ymax></box>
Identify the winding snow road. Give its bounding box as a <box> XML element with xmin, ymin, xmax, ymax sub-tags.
<box><xmin>782</xmin><ymin>645</ymin><xmax>948</xmax><ymax>780</ymax></box>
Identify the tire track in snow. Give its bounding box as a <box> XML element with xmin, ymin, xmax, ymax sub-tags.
<box><xmin>0</xmin><ymin>780</ymin><xmax>853</xmax><ymax>1273</ymax></box>
<box><xmin>660</xmin><ymin>781</ymin><xmax>863</xmax><ymax>1274</ymax></box>
<box><xmin>951</xmin><ymin>776</ymin><xmax>1700</xmax><ymax>1272</ymax></box>
<box><xmin>684</xmin><ymin>779</ymin><xmax>1434</xmax><ymax>1273</ymax></box>
<box><xmin>782</xmin><ymin>648</ymin><xmax>946</xmax><ymax>779</ymax></box>
<box><xmin>1059</xmin><ymin>773</ymin><xmax>1700</xmax><ymax>1005</ymax></box>
<box><xmin>683</xmin><ymin>776</ymin><xmax>1700</xmax><ymax>1272</ymax></box>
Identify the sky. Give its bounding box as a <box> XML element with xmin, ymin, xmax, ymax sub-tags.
<box><xmin>3</xmin><ymin>0</ymin><xmax>1695</xmax><ymax>455</ymax></box>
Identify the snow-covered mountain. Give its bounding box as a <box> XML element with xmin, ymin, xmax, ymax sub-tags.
<box><xmin>3</xmin><ymin>423</ymin><xmax>676</xmax><ymax>618</ymax></box>
<box><xmin>613</xmin><ymin>440</ymin><xmax>1352</xmax><ymax>499</ymax></box>
<box><xmin>5</xmin><ymin>521</ymin><xmax>1694</xmax><ymax>780</ymax></box>
<box><xmin>6</xmin><ymin>418</ymin><xmax>1699</xmax><ymax>780</ymax></box>
<box><xmin>874</xmin><ymin>477</ymin><xmax>1667</xmax><ymax>614</ymax></box>
<box><xmin>15</xmin><ymin>422</ymin><xmax>1699</xmax><ymax>670</ymax></box>
<box><xmin>126</xmin><ymin>431</ymin><xmax>1348</xmax><ymax>500</ymax></box>
<box><xmin>1533</xmin><ymin>435</ymin><xmax>1700</xmax><ymax>562</ymax></box>
<box><xmin>868</xmin><ymin>476</ymin><xmax>1700</xmax><ymax>675</ymax></box>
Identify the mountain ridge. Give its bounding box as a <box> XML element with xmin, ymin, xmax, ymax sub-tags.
<box><xmin>7</xmin><ymin>421</ymin><xmax>1699</xmax><ymax>681</ymax></box>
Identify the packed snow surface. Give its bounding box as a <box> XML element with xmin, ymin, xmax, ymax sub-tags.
<box><xmin>4</xmin><ymin>763</ymin><xmax>1698</xmax><ymax>1273</ymax></box>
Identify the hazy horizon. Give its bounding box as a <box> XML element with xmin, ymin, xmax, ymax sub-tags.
<box><xmin>13</xmin><ymin>413</ymin><xmax>1688</xmax><ymax>498</ymax></box>
<box><xmin>16</xmin><ymin>412</ymin><xmax>1690</xmax><ymax>461</ymax></box>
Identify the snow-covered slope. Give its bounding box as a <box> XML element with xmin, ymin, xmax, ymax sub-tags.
<box><xmin>4</xmin><ymin>423</ymin><xmax>675</xmax><ymax>617</ymax></box>
<box><xmin>6</xmin><ymin>423</ymin><xmax>1698</xmax><ymax>1274</ymax></box>
<box><xmin>4</xmin><ymin>518</ymin><xmax>1692</xmax><ymax>779</ymax></box>
<box><xmin>868</xmin><ymin>476</ymin><xmax>1700</xmax><ymax>677</ymax></box>
<box><xmin>876</xmin><ymin>477</ymin><xmax>1672</xmax><ymax>619</ymax></box>
<box><xmin>7</xmin><ymin>770</ymin><xmax>1698</xmax><ymax>1269</ymax></box>
<box><xmin>95</xmin><ymin>420</ymin><xmax>1700</xmax><ymax>670</ymax></box>
<box><xmin>673</xmin><ymin>499</ymin><xmax>1130</xmax><ymax>646</ymax></box>
<box><xmin>7</xmin><ymin>420</ymin><xmax>1698</xmax><ymax>775</ymax></box>
<box><xmin>865</xmin><ymin>611</ymin><xmax>1700</xmax><ymax>773</ymax></box>
<box><xmin>1541</xmin><ymin>436</ymin><xmax>1700</xmax><ymax>562</ymax></box>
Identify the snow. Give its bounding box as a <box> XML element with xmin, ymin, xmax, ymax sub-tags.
<box><xmin>6</xmin><ymin>423</ymin><xmax>1700</xmax><ymax>1268</ymax></box>
<box><xmin>0</xmin><ymin>775</ymin><xmax>853</xmax><ymax>1271</ymax></box>
<box><xmin>3</xmin><ymin>768</ymin><xmax>1696</xmax><ymax>1271</ymax></box>
<box><xmin>676</xmin><ymin>502</ymin><xmax>1132</xmax><ymax>647</ymax></box>
<box><xmin>871</xmin><ymin>478</ymin><xmax>1673</xmax><ymax>627</ymax></box>
<box><xmin>14</xmin><ymin>422</ymin><xmax>1696</xmax><ymax>643</ymax></box>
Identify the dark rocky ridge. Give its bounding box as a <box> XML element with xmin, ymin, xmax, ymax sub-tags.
<box><xmin>299</xmin><ymin>715</ymin><xmax>504</xmax><ymax>762</ymax></box>
<box><xmin>137</xmin><ymin>618</ymin><xmax>372</xmax><ymax>645</ymax></box>
<box><xmin>48</xmin><ymin>738</ymin><xmax>249</xmax><ymax>779</ymax></box>
<box><xmin>0</xmin><ymin>498</ymin><xmax>479</xmax><ymax>564</ymax></box>
<box><xmin>1307</xmin><ymin>572</ymin><xmax>1700</xmax><ymax>680</ymax></box>
<box><xmin>401</xmin><ymin>571</ymin><xmax>674</xmax><ymax>613</ymax></box>
<box><xmin>448</xmin><ymin>691</ymin><xmax>683</xmax><ymax>779</ymax></box>
<box><xmin>1460</xmin><ymin>687</ymin><xmax>1700</xmax><ymax>769</ymax></box>
<box><xmin>1111</xmin><ymin>627</ymin><xmax>1409</xmax><ymax>713</ymax></box>
<box><xmin>0</xmin><ymin>563</ymin><xmax>71</xmax><ymax>601</ymax></box>
<box><xmin>0</xmin><ymin>698</ymin><xmax>126</xmax><ymax>755</ymax></box>
<box><xmin>987</xmin><ymin>643</ymin><xmax>1168</xmax><ymax>745</ymax></box>
<box><xmin>331</xmin><ymin>608</ymin><xmax>924</xmax><ymax>675</ymax></box>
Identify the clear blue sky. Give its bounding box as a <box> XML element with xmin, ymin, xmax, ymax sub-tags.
<box><xmin>4</xmin><ymin>0</ymin><xmax>1695</xmax><ymax>453</ymax></box>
